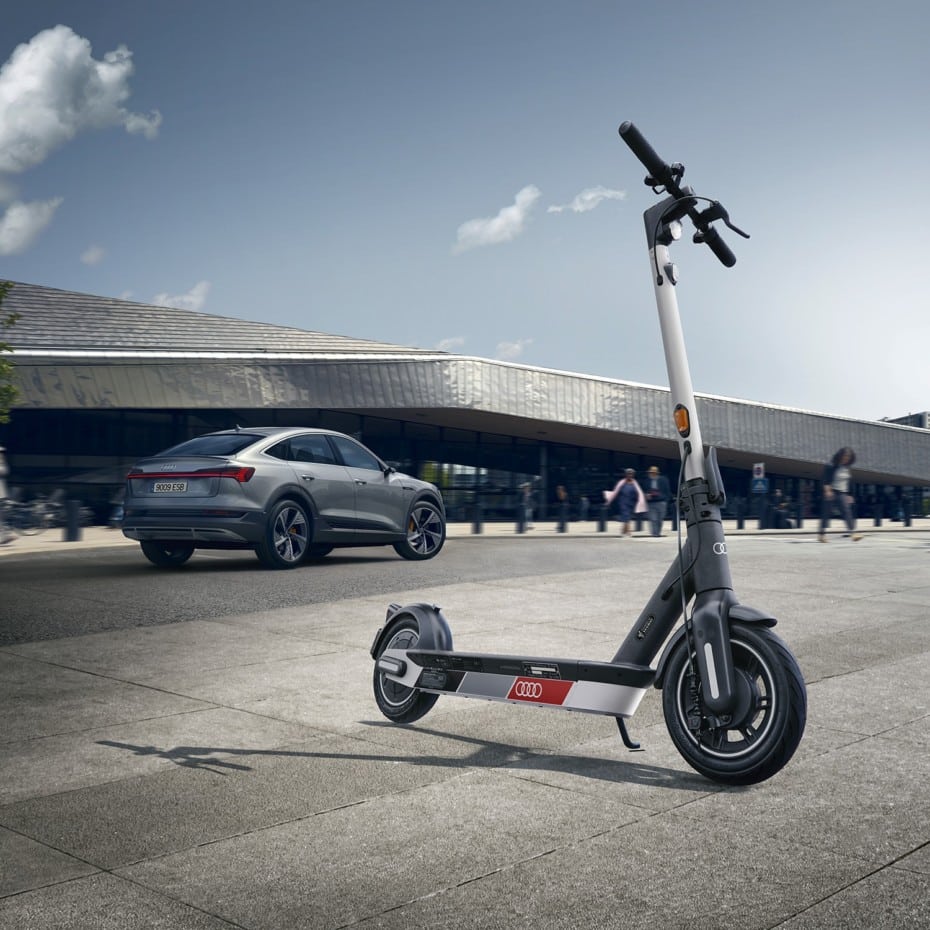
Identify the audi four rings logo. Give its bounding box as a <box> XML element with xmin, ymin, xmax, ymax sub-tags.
<box><xmin>713</xmin><ymin>542</ymin><xmax>727</xmax><ymax>555</ymax></box>
<box><xmin>514</xmin><ymin>680</ymin><xmax>543</xmax><ymax>699</ymax></box>
<box><xmin>507</xmin><ymin>677</ymin><xmax>573</xmax><ymax>704</ymax></box>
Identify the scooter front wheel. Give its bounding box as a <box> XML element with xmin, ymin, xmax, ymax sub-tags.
<box><xmin>372</xmin><ymin>615</ymin><xmax>439</xmax><ymax>724</ymax></box>
<box><xmin>662</xmin><ymin>622</ymin><xmax>806</xmax><ymax>785</ymax></box>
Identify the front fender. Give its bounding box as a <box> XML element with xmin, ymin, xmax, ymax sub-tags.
<box><xmin>370</xmin><ymin>602</ymin><xmax>454</xmax><ymax>659</ymax></box>
<box><xmin>652</xmin><ymin>604</ymin><xmax>777</xmax><ymax>689</ymax></box>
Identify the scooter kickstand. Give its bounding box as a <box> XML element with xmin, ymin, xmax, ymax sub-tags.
<box><xmin>616</xmin><ymin>717</ymin><xmax>644</xmax><ymax>751</ymax></box>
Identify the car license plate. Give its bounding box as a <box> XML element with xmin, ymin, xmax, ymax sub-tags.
<box><xmin>152</xmin><ymin>481</ymin><xmax>188</xmax><ymax>493</ymax></box>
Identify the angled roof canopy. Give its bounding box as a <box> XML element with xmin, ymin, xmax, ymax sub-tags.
<box><xmin>4</xmin><ymin>281</ymin><xmax>930</xmax><ymax>486</ymax></box>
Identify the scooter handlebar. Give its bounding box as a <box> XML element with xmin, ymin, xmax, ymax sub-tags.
<box><xmin>618</xmin><ymin>120</ymin><xmax>671</xmax><ymax>186</ymax></box>
<box><xmin>619</xmin><ymin>120</ymin><xmax>741</xmax><ymax>268</ymax></box>
<box><xmin>698</xmin><ymin>226</ymin><xmax>737</xmax><ymax>268</ymax></box>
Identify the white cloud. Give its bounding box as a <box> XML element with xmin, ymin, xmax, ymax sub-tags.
<box><xmin>453</xmin><ymin>185</ymin><xmax>541</xmax><ymax>253</ymax></box>
<box><xmin>80</xmin><ymin>244</ymin><xmax>106</xmax><ymax>265</ymax></box>
<box><xmin>436</xmin><ymin>336</ymin><xmax>465</xmax><ymax>352</ymax></box>
<box><xmin>547</xmin><ymin>186</ymin><xmax>626</xmax><ymax>214</ymax></box>
<box><xmin>0</xmin><ymin>198</ymin><xmax>63</xmax><ymax>254</ymax></box>
<box><xmin>0</xmin><ymin>24</ymin><xmax>162</xmax><ymax>174</ymax></box>
<box><xmin>495</xmin><ymin>338</ymin><xmax>533</xmax><ymax>361</ymax></box>
<box><xmin>151</xmin><ymin>281</ymin><xmax>211</xmax><ymax>312</ymax></box>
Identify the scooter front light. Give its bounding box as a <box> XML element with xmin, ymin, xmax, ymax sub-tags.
<box><xmin>674</xmin><ymin>404</ymin><xmax>691</xmax><ymax>437</ymax></box>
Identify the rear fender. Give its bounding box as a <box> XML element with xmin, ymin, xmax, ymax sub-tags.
<box><xmin>370</xmin><ymin>602</ymin><xmax>453</xmax><ymax>659</ymax></box>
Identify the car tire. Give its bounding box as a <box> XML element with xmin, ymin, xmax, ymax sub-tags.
<box><xmin>140</xmin><ymin>541</ymin><xmax>195</xmax><ymax>568</ymax></box>
<box><xmin>256</xmin><ymin>499</ymin><xmax>311</xmax><ymax>569</ymax></box>
<box><xmin>392</xmin><ymin>499</ymin><xmax>445</xmax><ymax>561</ymax></box>
<box><xmin>306</xmin><ymin>544</ymin><xmax>334</xmax><ymax>560</ymax></box>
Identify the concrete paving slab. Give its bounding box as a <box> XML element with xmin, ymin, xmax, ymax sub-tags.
<box><xmin>6</xmin><ymin>618</ymin><xmax>336</xmax><ymax>679</ymax></box>
<box><xmin>890</xmin><ymin>713</ymin><xmax>930</xmax><ymax>748</ymax></box>
<box><xmin>215</xmin><ymin>595</ymin><xmax>394</xmax><ymax>648</ymax></box>
<box><xmin>347</xmin><ymin>812</ymin><xmax>874</xmax><ymax>930</ymax></box>
<box><xmin>115</xmin><ymin>769</ymin><xmax>650</xmax><ymax>929</ymax></box>
<box><xmin>672</xmin><ymin>735</ymin><xmax>930</xmax><ymax>864</ymax></box>
<box><xmin>897</xmin><ymin>844</ymin><xmax>930</xmax><ymax>875</ymax></box>
<box><xmin>0</xmin><ymin>651</ymin><xmax>209</xmax><ymax>743</ymax></box>
<box><xmin>0</xmin><ymin>731</ymin><xmax>470</xmax><ymax>872</ymax></box>
<box><xmin>133</xmin><ymin>648</ymin><xmax>362</xmax><ymax>713</ymax></box>
<box><xmin>809</xmin><ymin>651</ymin><xmax>930</xmax><ymax>736</ymax></box>
<box><xmin>789</xmin><ymin>604</ymin><xmax>928</xmax><ymax>661</ymax></box>
<box><xmin>488</xmin><ymin>724</ymin><xmax>716</xmax><ymax>808</ymax></box>
<box><xmin>0</xmin><ymin>872</ymin><xmax>236</xmax><ymax>929</ymax></box>
<box><xmin>0</xmin><ymin>707</ymin><xmax>319</xmax><ymax>805</ymax></box>
<box><xmin>0</xmin><ymin>826</ymin><xmax>97</xmax><ymax>897</ymax></box>
<box><xmin>777</xmin><ymin>867</ymin><xmax>930</xmax><ymax>930</ymax></box>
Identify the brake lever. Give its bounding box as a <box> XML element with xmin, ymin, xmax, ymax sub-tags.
<box><xmin>696</xmin><ymin>201</ymin><xmax>750</xmax><ymax>240</ymax></box>
<box><xmin>723</xmin><ymin>214</ymin><xmax>750</xmax><ymax>239</ymax></box>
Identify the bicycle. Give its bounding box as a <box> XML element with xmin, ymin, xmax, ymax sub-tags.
<box><xmin>370</xmin><ymin>121</ymin><xmax>807</xmax><ymax>786</ymax></box>
<box><xmin>0</xmin><ymin>498</ymin><xmax>44</xmax><ymax>536</ymax></box>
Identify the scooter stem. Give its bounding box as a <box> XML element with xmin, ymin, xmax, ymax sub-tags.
<box><xmin>651</xmin><ymin>240</ymin><xmax>706</xmax><ymax>482</ymax></box>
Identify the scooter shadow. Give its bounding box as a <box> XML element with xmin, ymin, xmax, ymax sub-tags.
<box><xmin>97</xmin><ymin>727</ymin><xmax>713</xmax><ymax>793</ymax></box>
<box><xmin>359</xmin><ymin>721</ymin><xmax>715</xmax><ymax>792</ymax></box>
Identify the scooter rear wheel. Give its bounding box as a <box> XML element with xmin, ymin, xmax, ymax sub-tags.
<box><xmin>372</xmin><ymin>616</ymin><xmax>438</xmax><ymax>724</ymax></box>
<box><xmin>662</xmin><ymin>622</ymin><xmax>806</xmax><ymax>785</ymax></box>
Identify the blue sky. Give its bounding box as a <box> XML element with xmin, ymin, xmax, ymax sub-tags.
<box><xmin>1</xmin><ymin>0</ymin><xmax>927</xmax><ymax>423</ymax></box>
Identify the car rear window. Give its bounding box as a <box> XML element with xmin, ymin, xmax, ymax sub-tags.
<box><xmin>159</xmin><ymin>434</ymin><xmax>262</xmax><ymax>456</ymax></box>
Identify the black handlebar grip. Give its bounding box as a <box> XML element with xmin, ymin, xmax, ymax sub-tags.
<box><xmin>618</xmin><ymin>120</ymin><xmax>669</xmax><ymax>183</ymax></box>
<box><xmin>700</xmin><ymin>226</ymin><xmax>737</xmax><ymax>267</ymax></box>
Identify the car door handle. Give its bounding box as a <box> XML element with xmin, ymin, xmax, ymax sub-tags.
<box><xmin>355</xmin><ymin>479</ymin><xmax>367</xmax><ymax>486</ymax></box>
<box><xmin>299</xmin><ymin>474</ymin><xmax>315</xmax><ymax>481</ymax></box>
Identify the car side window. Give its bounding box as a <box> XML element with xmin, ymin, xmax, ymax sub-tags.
<box><xmin>330</xmin><ymin>435</ymin><xmax>382</xmax><ymax>471</ymax></box>
<box><xmin>291</xmin><ymin>434</ymin><xmax>338</xmax><ymax>465</ymax></box>
<box><xmin>265</xmin><ymin>440</ymin><xmax>290</xmax><ymax>461</ymax></box>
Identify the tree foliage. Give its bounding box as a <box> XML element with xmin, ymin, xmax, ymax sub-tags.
<box><xmin>0</xmin><ymin>280</ymin><xmax>19</xmax><ymax>424</ymax></box>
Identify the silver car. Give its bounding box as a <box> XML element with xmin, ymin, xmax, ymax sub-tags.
<box><xmin>121</xmin><ymin>427</ymin><xmax>446</xmax><ymax>569</ymax></box>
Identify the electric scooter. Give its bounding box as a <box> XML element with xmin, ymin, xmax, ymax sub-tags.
<box><xmin>370</xmin><ymin>121</ymin><xmax>807</xmax><ymax>785</ymax></box>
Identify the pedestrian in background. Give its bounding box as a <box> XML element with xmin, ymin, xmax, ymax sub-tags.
<box><xmin>0</xmin><ymin>445</ymin><xmax>11</xmax><ymax>545</ymax></box>
<box><xmin>604</xmin><ymin>468</ymin><xmax>647</xmax><ymax>537</ymax></box>
<box><xmin>643</xmin><ymin>465</ymin><xmax>671</xmax><ymax>536</ymax></box>
<box><xmin>520</xmin><ymin>482</ymin><xmax>535</xmax><ymax>529</ymax></box>
<box><xmin>555</xmin><ymin>484</ymin><xmax>569</xmax><ymax>532</ymax></box>
<box><xmin>818</xmin><ymin>447</ymin><xmax>863</xmax><ymax>542</ymax></box>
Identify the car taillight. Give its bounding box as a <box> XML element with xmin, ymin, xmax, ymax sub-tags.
<box><xmin>200</xmin><ymin>466</ymin><xmax>255</xmax><ymax>482</ymax></box>
<box><xmin>126</xmin><ymin>467</ymin><xmax>255</xmax><ymax>482</ymax></box>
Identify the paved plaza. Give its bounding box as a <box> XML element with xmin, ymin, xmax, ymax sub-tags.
<box><xmin>2</xmin><ymin>524</ymin><xmax>929</xmax><ymax>928</ymax></box>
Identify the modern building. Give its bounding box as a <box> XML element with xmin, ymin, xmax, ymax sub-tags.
<box><xmin>1</xmin><ymin>280</ymin><xmax>928</xmax><ymax>523</ymax></box>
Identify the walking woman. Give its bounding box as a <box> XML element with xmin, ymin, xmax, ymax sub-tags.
<box><xmin>604</xmin><ymin>468</ymin><xmax>647</xmax><ymax>537</ymax></box>
<box><xmin>818</xmin><ymin>447</ymin><xmax>863</xmax><ymax>542</ymax></box>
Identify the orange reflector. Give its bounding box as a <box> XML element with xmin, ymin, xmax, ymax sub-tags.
<box><xmin>674</xmin><ymin>404</ymin><xmax>691</xmax><ymax>437</ymax></box>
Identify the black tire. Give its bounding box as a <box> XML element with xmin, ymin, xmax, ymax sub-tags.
<box><xmin>372</xmin><ymin>616</ymin><xmax>439</xmax><ymax>723</ymax></box>
<box><xmin>140</xmin><ymin>541</ymin><xmax>195</xmax><ymax>568</ymax></box>
<box><xmin>256</xmin><ymin>499</ymin><xmax>311</xmax><ymax>569</ymax></box>
<box><xmin>662</xmin><ymin>622</ymin><xmax>807</xmax><ymax>786</ymax></box>
<box><xmin>392</xmin><ymin>500</ymin><xmax>445</xmax><ymax>561</ymax></box>
<box><xmin>306</xmin><ymin>544</ymin><xmax>334</xmax><ymax>560</ymax></box>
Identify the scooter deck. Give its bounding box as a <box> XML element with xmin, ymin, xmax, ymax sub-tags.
<box><xmin>379</xmin><ymin>648</ymin><xmax>655</xmax><ymax>718</ymax></box>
